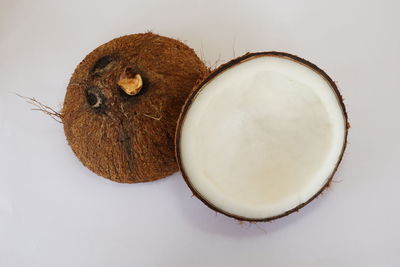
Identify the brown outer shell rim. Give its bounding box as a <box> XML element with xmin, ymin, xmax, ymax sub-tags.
<box><xmin>175</xmin><ymin>51</ymin><xmax>349</xmax><ymax>222</ymax></box>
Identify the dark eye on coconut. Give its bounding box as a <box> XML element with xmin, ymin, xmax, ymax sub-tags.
<box><xmin>87</xmin><ymin>93</ymin><xmax>99</xmax><ymax>106</ymax></box>
<box><xmin>86</xmin><ymin>87</ymin><xmax>105</xmax><ymax>110</ymax></box>
<box><xmin>90</xmin><ymin>55</ymin><xmax>115</xmax><ymax>76</ymax></box>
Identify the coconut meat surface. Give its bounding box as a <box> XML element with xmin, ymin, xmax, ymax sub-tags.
<box><xmin>179</xmin><ymin>55</ymin><xmax>346</xmax><ymax>219</ymax></box>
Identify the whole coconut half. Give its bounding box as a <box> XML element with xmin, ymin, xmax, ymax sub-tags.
<box><xmin>63</xmin><ymin>33</ymin><xmax>209</xmax><ymax>183</ymax></box>
<box><xmin>176</xmin><ymin>52</ymin><xmax>348</xmax><ymax>221</ymax></box>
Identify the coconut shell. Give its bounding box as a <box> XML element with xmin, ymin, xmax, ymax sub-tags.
<box><xmin>175</xmin><ymin>52</ymin><xmax>349</xmax><ymax>222</ymax></box>
<box><xmin>62</xmin><ymin>33</ymin><xmax>209</xmax><ymax>183</ymax></box>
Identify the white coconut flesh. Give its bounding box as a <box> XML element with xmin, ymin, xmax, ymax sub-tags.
<box><xmin>178</xmin><ymin>54</ymin><xmax>346</xmax><ymax>220</ymax></box>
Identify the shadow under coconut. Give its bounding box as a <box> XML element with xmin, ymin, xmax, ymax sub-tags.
<box><xmin>169</xmin><ymin>173</ymin><xmax>328</xmax><ymax>238</ymax></box>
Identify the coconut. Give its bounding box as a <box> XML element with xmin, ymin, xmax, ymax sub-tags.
<box><xmin>62</xmin><ymin>33</ymin><xmax>209</xmax><ymax>183</ymax></box>
<box><xmin>176</xmin><ymin>52</ymin><xmax>348</xmax><ymax>221</ymax></box>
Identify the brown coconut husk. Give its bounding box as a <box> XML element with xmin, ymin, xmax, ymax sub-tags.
<box><xmin>175</xmin><ymin>52</ymin><xmax>349</xmax><ymax>222</ymax></box>
<box><xmin>62</xmin><ymin>33</ymin><xmax>209</xmax><ymax>183</ymax></box>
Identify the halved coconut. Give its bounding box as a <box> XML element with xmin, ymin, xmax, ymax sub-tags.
<box><xmin>176</xmin><ymin>52</ymin><xmax>348</xmax><ymax>221</ymax></box>
<box><xmin>62</xmin><ymin>33</ymin><xmax>209</xmax><ymax>183</ymax></box>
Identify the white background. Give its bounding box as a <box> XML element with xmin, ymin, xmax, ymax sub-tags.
<box><xmin>1</xmin><ymin>0</ymin><xmax>399</xmax><ymax>266</ymax></box>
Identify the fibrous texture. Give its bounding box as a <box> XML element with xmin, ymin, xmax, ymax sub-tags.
<box><xmin>63</xmin><ymin>33</ymin><xmax>209</xmax><ymax>183</ymax></box>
